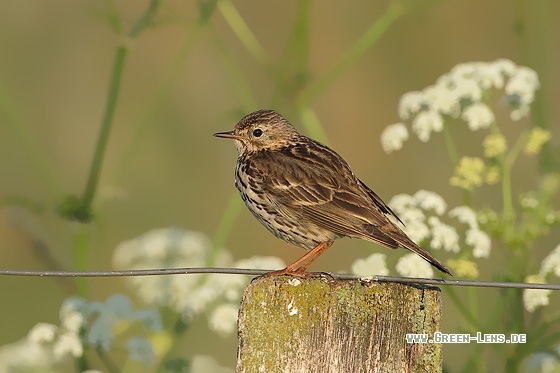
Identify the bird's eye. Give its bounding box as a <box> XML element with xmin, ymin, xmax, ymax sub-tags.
<box><xmin>253</xmin><ymin>128</ymin><xmax>263</xmax><ymax>137</ymax></box>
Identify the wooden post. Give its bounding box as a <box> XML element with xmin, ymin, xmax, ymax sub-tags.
<box><xmin>237</xmin><ymin>276</ymin><xmax>442</xmax><ymax>373</ymax></box>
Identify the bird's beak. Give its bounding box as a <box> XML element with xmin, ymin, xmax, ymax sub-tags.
<box><xmin>213</xmin><ymin>130</ymin><xmax>242</xmax><ymax>140</ymax></box>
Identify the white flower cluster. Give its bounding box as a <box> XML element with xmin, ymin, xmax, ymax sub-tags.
<box><xmin>0</xmin><ymin>335</ymin><xmax>52</xmax><ymax>371</ymax></box>
<box><xmin>386</xmin><ymin>191</ymin><xmax>491</xmax><ymax>277</ymax></box>
<box><xmin>541</xmin><ymin>244</ymin><xmax>560</xmax><ymax>278</ymax></box>
<box><xmin>112</xmin><ymin>227</ymin><xmax>285</xmax><ymax>337</ymax></box>
<box><xmin>523</xmin><ymin>244</ymin><xmax>560</xmax><ymax>313</ymax></box>
<box><xmin>381</xmin><ymin>59</ymin><xmax>540</xmax><ymax>153</ymax></box>
<box><xmin>0</xmin><ymin>295</ymin><xmax>162</xmax><ymax>371</ymax></box>
<box><xmin>351</xmin><ymin>253</ymin><xmax>389</xmax><ymax>277</ymax></box>
<box><xmin>448</xmin><ymin>206</ymin><xmax>491</xmax><ymax>258</ymax></box>
<box><xmin>396</xmin><ymin>253</ymin><xmax>434</xmax><ymax>278</ymax></box>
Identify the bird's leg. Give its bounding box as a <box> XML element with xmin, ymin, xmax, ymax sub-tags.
<box><xmin>261</xmin><ymin>241</ymin><xmax>333</xmax><ymax>277</ymax></box>
<box><xmin>293</xmin><ymin>241</ymin><xmax>333</xmax><ymax>273</ymax></box>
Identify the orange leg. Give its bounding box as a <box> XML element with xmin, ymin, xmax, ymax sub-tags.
<box><xmin>263</xmin><ymin>241</ymin><xmax>334</xmax><ymax>277</ymax></box>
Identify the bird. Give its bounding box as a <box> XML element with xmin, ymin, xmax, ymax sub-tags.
<box><xmin>214</xmin><ymin>109</ymin><xmax>451</xmax><ymax>276</ymax></box>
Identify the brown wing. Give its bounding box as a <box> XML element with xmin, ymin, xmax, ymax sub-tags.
<box><xmin>256</xmin><ymin>139</ymin><xmax>400</xmax><ymax>249</ymax></box>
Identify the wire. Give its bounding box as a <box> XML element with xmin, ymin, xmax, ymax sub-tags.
<box><xmin>0</xmin><ymin>267</ymin><xmax>558</xmax><ymax>290</ymax></box>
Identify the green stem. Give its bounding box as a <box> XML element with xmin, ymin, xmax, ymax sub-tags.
<box><xmin>80</xmin><ymin>0</ymin><xmax>162</xmax><ymax>218</ymax></box>
<box><xmin>209</xmin><ymin>189</ymin><xmax>244</xmax><ymax>265</ymax></box>
<box><xmin>218</xmin><ymin>0</ymin><xmax>268</xmax><ymax>67</ymax></box>
<box><xmin>501</xmin><ymin>164</ymin><xmax>513</xmax><ymax>224</ymax></box>
<box><xmin>442</xmin><ymin>121</ymin><xmax>459</xmax><ymax>166</ymax></box>
<box><xmin>443</xmin><ymin>120</ymin><xmax>473</xmax><ymax>204</ymax></box>
<box><xmin>102</xmin><ymin>0</ymin><xmax>122</xmax><ymax>33</ymax></box>
<box><xmin>127</xmin><ymin>0</ymin><xmax>161</xmax><ymax>38</ymax></box>
<box><xmin>80</xmin><ymin>45</ymin><xmax>126</xmax><ymax>215</ymax></box>
<box><xmin>502</xmin><ymin>131</ymin><xmax>529</xmax><ymax>224</ymax></box>
<box><xmin>297</xmin><ymin>1</ymin><xmax>404</xmax><ymax>108</ymax></box>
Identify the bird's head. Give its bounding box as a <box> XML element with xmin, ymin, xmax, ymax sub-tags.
<box><xmin>214</xmin><ymin>109</ymin><xmax>300</xmax><ymax>154</ymax></box>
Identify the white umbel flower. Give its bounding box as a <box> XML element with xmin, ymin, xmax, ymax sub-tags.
<box><xmin>411</xmin><ymin>110</ymin><xmax>443</xmax><ymax>142</ymax></box>
<box><xmin>398</xmin><ymin>91</ymin><xmax>425</xmax><ymax>120</ymax></box>
<box><xmin>208</xmin><ymin>303</ymin><xmax>240</xmax><ymax>337</ymax></box>
<box><xmin>461</xmin><ymin>103</ymin><xmax>495</xmax><ymax>131</ymax></box>
<box><xmin>53</xmin><ymin>332</ymin><xmax>83</xmax><ymax>359</ymax></box>
<box><xmin>448</xmin><ymin>206</ymin><xmax>479</xmax><ymax>229</ymax></box>
<box><xmin>396</xmin><ymin>253</ymin><xmax>434</xmax><ymax>278</ymax></box>
<box><xmin>380</xmin><ymin>123</ymin><xmax>409</xmax><ymax>153</ymax></box>
<box><xmin>428</xmin><ymin>217</ymin><xmax>460</xmax><ymax>253</ymax></box>
<box><xmin>414</xmin><ymin>190</ymin><xmax>447</xmax><ymax>216</ymax></box>
<box><xmin>541</xmin><ymin>244</ymin><xmax>560</xmax><ymax>277</ymax></box>
<box><xmin>383</xmin><ymin>59</ymin><xmax>540</xmax><ymax>150</ymax></box>
<box><xmin>466</xmin><ymin>229</ymin><xmax>491</xmax><ymax>258</ymax></box>
<box><xmin>351</xmin><ymin>253</ymin><xmax>389</xmax><ymax>276</ymax></box>
<box><xmin>27</xmin><ymin>323</ymin><xmax>58</xmax><ymax>344</ymax></box>
<box><xmin>523</xmin><ymin>275</ymin><xmax>551</xmax><ymax>312</ymax></box>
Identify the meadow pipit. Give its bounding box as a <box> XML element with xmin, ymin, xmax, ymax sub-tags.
<box><xmin>214</xmin><ymin>109</ymin><xmax>451</xmax><ymax>276</ymax></box>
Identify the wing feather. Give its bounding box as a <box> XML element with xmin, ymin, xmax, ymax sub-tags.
<box><xmin>257</xmin><ymin>140</ymin><xmax>397</xmax><ymax>243</ymax></box>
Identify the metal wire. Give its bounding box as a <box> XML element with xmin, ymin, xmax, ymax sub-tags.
<box><xmin>0</xmin><ymin>267</ymin><xmax>559</xmax><ymax>290</ymax></box>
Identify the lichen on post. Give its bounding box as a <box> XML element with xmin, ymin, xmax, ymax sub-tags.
<box><xmin>237</xmin><ymin>276</ymin><xmax>442</xmax><ymax>373</ymax></box>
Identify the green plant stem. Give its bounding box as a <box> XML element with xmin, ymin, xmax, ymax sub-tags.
<box><xmin>128</xmin><ymin>0</ymin><xmax>161</xmax><ymax>38</ymax></box>
<box><xmin>218</xmin><ymin>0</ymin><xmax>268</xmax><ymax>67</ymax></box>
<box><xmin>80</xmin><ymin>0</ymin><xmax>162</xmax><ymax>216</ymax></box>
<box><xmin>102</xmin><ymin>0</ymin><xmax>122</xmax><ymax>33</ymax></box>
<box><xmin>296</xmin><ymin>1</ymin><xmax>404</xmax><ymax>108</ymax></box>
<box><xmin>443</xmin><ymin>120</ymin><xmax>473</xmax><ymax>204</ymax></box>
<box><xmin>80</xmin><ymin>45</ymin><xmax>126</xmax><ymax>214</ymax></box>
<box><xmin>442</xmin><ymin>121</ymin><xmax>459</xmax><ymax>166</ymax></box>
<box><xmin>76</xmin><ymin>354</ymin><xmax>89</xmax><ymax>372</ymax></box>
<box><xmin>502</xmin><ymin>132</ymin><xmax>529</xmax><ymax>224</ymax></box>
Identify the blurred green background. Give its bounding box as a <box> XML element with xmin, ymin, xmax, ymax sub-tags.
<box><xmin>0</xmin><ymin>0</ymin><xmax>558</xmax><ymax>371</ymax></box>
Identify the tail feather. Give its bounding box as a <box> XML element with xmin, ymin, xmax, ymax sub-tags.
<box><xmin>366</xmin><ymin>224</ymin><xmax>452</xmax><ymax>276</ymax></box>
<box><xmin>397</xmin><ymin>235</ymin><xmax>452</xmax><ymax>276</ymax></box>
